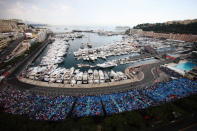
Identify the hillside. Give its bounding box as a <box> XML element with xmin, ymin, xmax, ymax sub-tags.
<box><xmin>165</xmin><ymin>19</ymin><xmax>197</xmax><ymax>24</ymax></box>
<box><xmin>133</xmin><ymin>19</ymin><xmax>197</xmax><ymax>34</ymax></box>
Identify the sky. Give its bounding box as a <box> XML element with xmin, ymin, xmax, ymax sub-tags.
<box><xmin>0</xmin><ymin>0</ymin><xmax>197</xmax><ymax>26</ymax></box>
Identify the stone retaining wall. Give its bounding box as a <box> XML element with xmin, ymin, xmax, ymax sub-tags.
<box><xmin>138</xmin><ymin>31</ymin><xmax>197</xmax><ymax>42</ymax></box>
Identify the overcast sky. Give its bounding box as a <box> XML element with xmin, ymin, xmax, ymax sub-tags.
<box><xmin>0</xmin><ymin>0</ymin><xmax>197</xmax><ymax>26</ymax></box>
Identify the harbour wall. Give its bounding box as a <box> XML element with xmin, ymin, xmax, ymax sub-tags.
<box><xmin>18</xmin><ymin>77</ymin><xmax>138</xmax><ymax>88</ymax></box>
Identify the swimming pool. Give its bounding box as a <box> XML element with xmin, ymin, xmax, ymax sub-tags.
<box><xmin>175</xmin><ymin>61</ymin><xmax>197</xmax><ymax>71</ymax></box>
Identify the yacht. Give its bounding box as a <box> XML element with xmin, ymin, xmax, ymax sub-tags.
<box><xmin>99</xmin><ymin>70</ymin><xmax>105</xmax><ymax>83</ymax></box>
<box><xmin>87</xmin><ymin>43</ymin><xmax>92</xmax><ymax>48</ymax></box>
<box><xmin>71</xmin><ymin>78</ymin><xmax>76</xmax><ymax>85</ymax></box>
<box><xmin>93</xmin><ymin>70</ymin><xmax>99</xmax><ymax>83</ymax></box>
<box><xmin>88</xmin><ymin>69</ymin><xmax>93</xmax><ymax>74</ymax></box>
<box><xmin>82</xmin><ymin>72</ymin><xmax>88</xmax><ymax>84</ymax></box>
<box><xmin>97</xmin><ymin>61</ymin><xmax>117</xmax><ymax>68</ymax></box>
<box><xmin>104</xmin><ymin>72</ymin><xmax>110</xmax><ymax>82</ymax></box>
<box><xmin>89</xmin><ymin>55</ymin><xmax>96</xmax><ymax>61</ymax></box>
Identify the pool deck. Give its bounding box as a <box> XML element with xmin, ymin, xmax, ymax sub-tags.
<box><xmin>163</xmin><ymin>60</ymin><xmax>196</xmax><ymax>76</ymax></box>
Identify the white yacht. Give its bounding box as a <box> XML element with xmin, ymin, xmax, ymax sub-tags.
<box><xmin>82</xmin><ymin>72</ymin><xmax>88</xmax><ymax>84</ymax></box>
<box><xmin>93</xmin><ymin>70</ymin><xmax>99</xmax><ymax>83</ymax></box>
<box><xmin>97</xmin><ymin>61</ymin><xmax>117</xmax><ymax>68</ymax></box>
<box><xmin>99</xmin><ymin>70</ymin><xmax>105</xmax><ymax>83</ymax></box>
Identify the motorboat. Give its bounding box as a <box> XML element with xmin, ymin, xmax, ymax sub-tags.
<box><xmin>87</xmin><ymin>43</ymin><xmax>92</xmax><ymax>48</ymax></box>
<box><xmin>82</xmin><ymin>72</ymin><xmax>88</xmax><ymax>84</ymax></box>
<box><xmin>97</xmin><ymin>61</ymin><xmax>117</xmax><ymax>68</ymax></box>
<box><xmin>99</xmin><ymin>70</ymin><xmax>105</xmax><ymax>83</ymax></box>
<box><xmin>93</xmin><ymin>70</ymin><xmax>99</xmax><ymax>83</ymax></box>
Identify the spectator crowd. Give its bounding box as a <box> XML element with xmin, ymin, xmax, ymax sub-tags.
<box><xmin>0</xmin><ymin>78</ymin><xmax>196</xmax><ymax>121</ymax></box>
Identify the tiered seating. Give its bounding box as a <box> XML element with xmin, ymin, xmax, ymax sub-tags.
<box><xmin>0</xmin><ymin>78</ymin><xmax>196</xmax><ymax>121</ymax></box>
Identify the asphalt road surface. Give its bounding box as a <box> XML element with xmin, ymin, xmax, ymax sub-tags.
<box><xmin>0</xmin><ymin>36</ymin><xmax>24</xmax><ymax>62</ymax></box>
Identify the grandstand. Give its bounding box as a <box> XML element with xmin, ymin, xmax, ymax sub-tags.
<box><xmin>0</xmin><ymin>78</ymin><xmax>196</xmax><ymax>121</ymax></box>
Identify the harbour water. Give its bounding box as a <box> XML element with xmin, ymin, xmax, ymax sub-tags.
<box><xmin>59</xmin><ymin>32</ymin><xmax>123</xmax><ymax>70</ymax></box>
<box><xmin>46</xmin><ymin>25</ymin><xmax>123</xmax><ymax>33</ymax></box>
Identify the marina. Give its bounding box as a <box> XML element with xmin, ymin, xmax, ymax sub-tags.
<box><xmin>1</xmin><ymin>0</ymin><xmax>197</xmax><ymax>127</ymax></box>
<box><xmin>23</xmin><ymin>32</ymin><xmax>132</xmax><ymax>85</ymax></box>
<box><xmin>73</xmin><ymin>41</ymin><xmax>139</xmax><ymax>61</ymax></box>
<box><xmin>22</xmin><ymin>29</ymin><xmax>195</xmax><ymax>86</ymax></box>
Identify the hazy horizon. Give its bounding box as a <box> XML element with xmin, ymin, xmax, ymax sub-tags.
<box><xmin>0</xmin><ymin>0</ymin><xmax>197</xmax><ymax>26</ymax></box>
